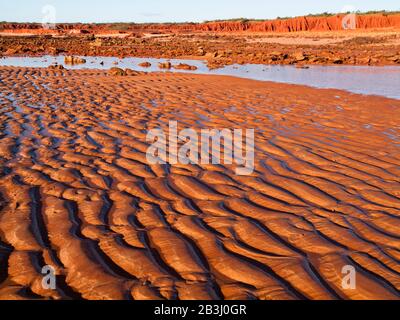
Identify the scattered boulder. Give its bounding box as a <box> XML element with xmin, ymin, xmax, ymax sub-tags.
<box><xmin>64</xmin><ymin>56</ymin><xmax>86</xmax><ymax>64</ymax></box>
<box><xmin>387</xmin><ymin>55</ymin><xmax>400</xmax><ymax>63</ymax></box>
<box><xmin>139</xmin><ymin>62</ymin><xmax>152</xmax><ymax>68</ymax></box>
<box><xmin>308</xmin><ymin>56</ymin><xmax>323</xmax><ymax>63</ymax></box>
<box><xmin>173</xmin><ymin>63</ymin><xmax>198</xmax><ymax>71</ymax></box>
<box><xmin>158</xmin><ymin>61</ymin><xmax>172</xmax><ymax>69</ymax></box>
<box><xmin>48</xmin><ymin>47</ymin><xmax>59</xmax><ymax>55</ymax></box>
<box><xmin>205</xmin><ymin>52</ymin><xmax>218</xmax><ymax>59</ymax></box>
<box><xmin>269</xmin><ymin>51</ymin><xmax>288</xmax><ymax>61</ymax></box>
<box><xmin>125</xmin><ymin>68</ymin><xmax>142</xmax><ymax>76</ymax></box>
<box><xmin>332</xmin><ymin>57</ymin><xmax>343</xmax><ymax>64</ymax></box>
<box><xmin>216</xmin><ymin>50</ymin><xmax>226</xmax><ymax>58</ymax></box>
<box><xmin>90</xmin><ymin>38</ymin><xmax>103</xmax><ymax>47</ymax></box>
<box><xmin>5</xmin><ymin>45</ymin><xmax>23</xmax><ymax>55</ymax></box>
<box><xmin>197</xmin><ymin>47</ymin><xmax>205</xmax><ymax>56</ymax></box>
<box><xmin>48</xmin><ymin>64</ymin><xmax>65</xmax><ymax>70</ymax></box>
<box><xmin>108</xmin><ymin>67</ymin><xmax>126</xmax><ymax>76</ymax></box>
<box><xmin>293</xmin><ymin>52</ymin><xmax>307</xmax><ymax>62</ymax></box>
<box><xmin>357</xmin><ymin>57</ymin><xmax>371</xmax><ymax>65</ymax></box>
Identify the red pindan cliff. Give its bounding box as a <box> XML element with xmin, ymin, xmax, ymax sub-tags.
<box><xmin>1</xmin><ymin>13</ymin><xmax>400</xmax><ymax>33</ymax></box>
<box><xmin>193</xmin><ymin>14</ymin><xmax>400</xmax><ymax>32</ymax></box>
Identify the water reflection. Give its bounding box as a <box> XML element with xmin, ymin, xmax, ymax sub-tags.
<box><xmin>0</xmin><ymin>55</ymin><xmax>399</xmax><ymax>99</ymax></box>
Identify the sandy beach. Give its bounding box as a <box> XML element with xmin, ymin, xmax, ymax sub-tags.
<box><xmin>0</xmin><ymin>67</ymin><xmax>399</xmax><ymax>300</ymax></box>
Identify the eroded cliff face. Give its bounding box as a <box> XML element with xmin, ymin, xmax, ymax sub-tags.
<box><xmin>192</xmin><ymin>14</ymin><xmax>400</xmax><ymax>32</ymax></box>
<box><xmin>1</xmin><ymin>13</ymin><xmax>400</xmax><ymax>34</ymax></box>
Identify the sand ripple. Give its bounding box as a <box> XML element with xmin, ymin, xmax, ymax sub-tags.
<box><xmin>0</xmin><ymin>67</ymin><xmax>400</xmax><ymax>300</ymax></box>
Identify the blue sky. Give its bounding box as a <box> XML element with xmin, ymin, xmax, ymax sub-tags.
<box><xmin>1</xmin><ymin>0</ymin><xmax>399</xmax><ymax>23</ymax></box>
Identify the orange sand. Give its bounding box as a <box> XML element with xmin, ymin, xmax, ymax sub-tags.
<box><xmin>0</xmin><ymin>67</ymin><xmax>400</xmax><ymax>300</ymax></box>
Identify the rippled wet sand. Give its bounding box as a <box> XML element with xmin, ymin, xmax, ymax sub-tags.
<box><xmin>0</xmin><ymin>67</ymin><xmax>400</xmax><ymax>300</ymax></box>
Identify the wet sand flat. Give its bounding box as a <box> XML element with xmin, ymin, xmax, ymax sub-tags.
<box><xmin>0</xmin><ymin>67</ymin><xmax>400</xmax><ymax>300</ymax></box>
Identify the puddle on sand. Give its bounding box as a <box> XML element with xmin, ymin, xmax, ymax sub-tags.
<box><xmin>0</xmin><ymin>55</ymin><xmax>400</xmax><ymax>99</ymax></box>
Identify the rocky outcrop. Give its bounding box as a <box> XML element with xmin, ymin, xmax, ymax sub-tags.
<box><xmin>64</xmin><ymin>56</ymin><xmax>86</xmax><ymax>64</ymax></box>
<box><xmin>108</xmin><ymin>67</ymin><xmax>126</xmax><ymax>76</ymax></box>
<box><xmin>48</xmin><ymin>64</ymin><xmax>65</xmax><ymax>70</ymax></box>
<box><xmin>173</xmin><ymin>63</ymin><xmax>198</xmax><ymax>71</ymax></box>
<box><xmin>139</xmin><ymin>62</ymin><xmax>151</xmax><ymax>68</ymax></box>
<box><xmin>158</xmin><ymin>62</ymin><xmax>172</xmax><ymax>69</ymax></box>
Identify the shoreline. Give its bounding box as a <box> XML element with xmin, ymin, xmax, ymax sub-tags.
<box><xmin>0</xmin><ymin>60</ymin><xmax>400</xmax><ymax>100</ymax></box>
<box><xmin>2</xmin><ymin>52</ymin><xmax>400</xmax><ymax>67</ymax></box>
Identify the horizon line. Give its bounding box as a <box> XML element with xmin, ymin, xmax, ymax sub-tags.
<box><xmin>1</xmin><ymin>10</ymin><xmax>399</xmax><ymax>25</ymax></box>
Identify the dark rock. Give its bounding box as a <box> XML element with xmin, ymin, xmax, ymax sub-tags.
<box><xmin>48</xmin><ymin>64</ymin><xmax>65</xmax><ymax>70</ymax></box>
<box><xmin>293</xmin><ymin>52</ymin><xmax>307</xmax><ymax>61</ymax></box>
<box><xmin>173</xmin><ymin>63</ymin><xmax>198</xmax><ymax>71</ymax></box>
<box><xmin>158</xmin><ymin>61</ymin><xmax>172</xmax><ymax>69</ymax></box>
<box><xmin>108</xmin><ymin>67</ymin><xmax>126</xmax><ymax>76</ymax></box>
<box><xmin>64</xmin><ymin>56</ymin><xmax>86</xmax><ymax>64</ymax></box>
<box><xmin>139</xmin><ymin>62</ymin><xmax>152</xmax><ymax>68</ymax></box>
